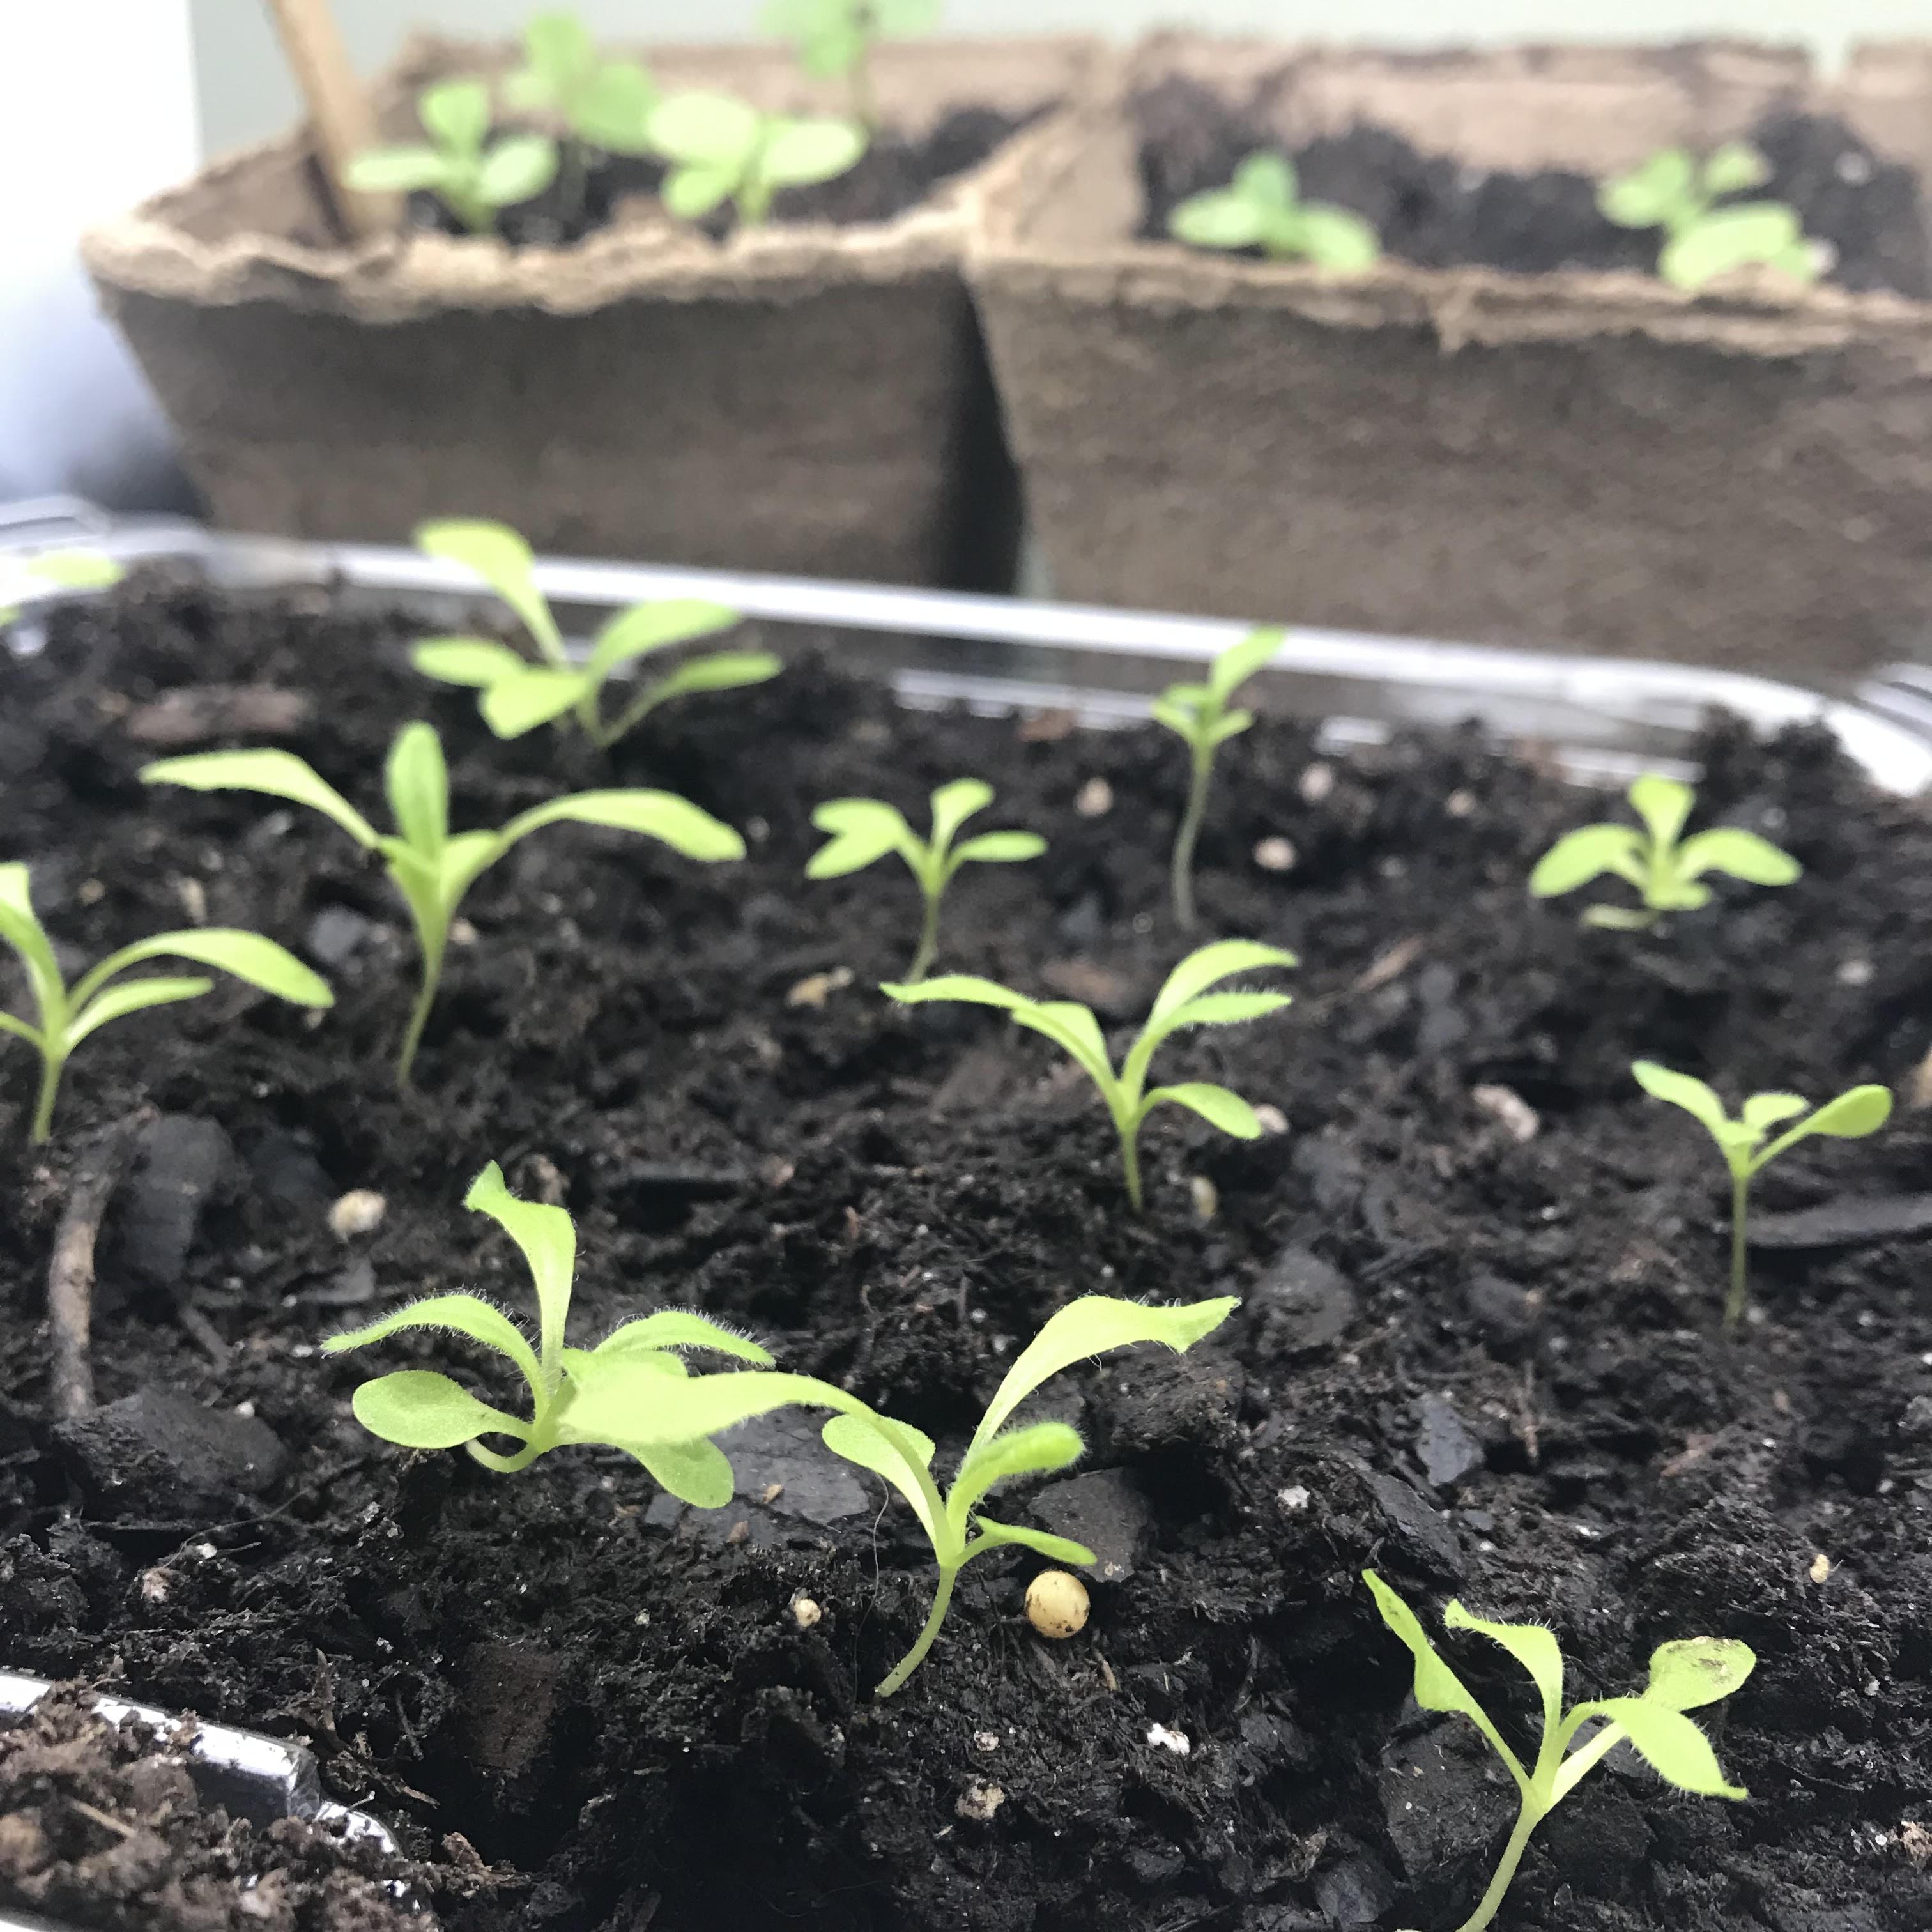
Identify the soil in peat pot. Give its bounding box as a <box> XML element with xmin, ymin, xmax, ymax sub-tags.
<box><xmin>1133</xmin><ymin>75</ymin><xmax>1932</xmax><ymax>296</ymax></box>
<box><xmin>1</xmin><ymin>572</ymin><xmax>1930</xmax><ymax>1932</ymax></box>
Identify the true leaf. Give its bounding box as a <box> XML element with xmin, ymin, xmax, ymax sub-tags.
<box><xmin>1144</xmin><ymin>1081</ymin><xmax>1262</xmax><ymax>1137</ymax></box>
<box><xmin>1643</xmin><ymin>1637</ymin><xmax>1756</xmax><ymax>1712</ymax></box>
<box><xmin>351</xmin><ymin>1370</ymin><xmax>527</xmax><ymax>1449</ymax></box>
<box><xmin>480</xmin><ymin>666</ymin><xmax>588</xmax><ymax>737</ymax></box>
<box><xmin>324</xmin><ymin>1291</ymin><xmax>542</xmax><ymax>1390</ymax></box>
<box><xmin>1528</xmin><ymin>825</ymin><xmax>1645</xmax><ymax>896</ymax></box>
<box><xmin>465</xmin><ymin>1162</ymin><xmax>574</xmax><ymax>1372</ymax></box>
<box><xmin>1587</xmin><ymin>1698</ymin><xmax>1747</xmax><ymax>1798</ymax></box>
<box><xmin>1206</xmin><ymin>625</ymin><xmax>1284</xmax><ymax>701</ymax></box>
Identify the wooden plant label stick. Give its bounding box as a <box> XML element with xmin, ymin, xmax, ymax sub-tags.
<box><xmin>261</xmin><ymin>0</ymin><xmax>397</xmax><ymax>240</ymax></box>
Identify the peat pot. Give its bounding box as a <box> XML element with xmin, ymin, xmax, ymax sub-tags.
<box><xmin>970</xmin><ymin>35</ymin><xmax>1932</xmax><ymax>677</ymax></box>
<box><xmin>81</xmin><ymin>34</ymin><xmax>1097</xmax><ymax>590</ymax></box>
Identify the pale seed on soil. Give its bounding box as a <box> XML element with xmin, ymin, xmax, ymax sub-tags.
<box><xmin>1253</xmin><ymin>836</ymin><xmax>1296</xmax><ymax>871</ymax></box>
<box><xmin>327</xmin><ymin>1190</ymin><xmax>387</xmax><ymax>1239</ymax></box>
<box><xmin>1025</xmin><ymin>1570</ymin><xmax>1089</xmax><ymax>1639</ymax></box>
<box><xmin>1075</xmin><ymin>776</ymin><xmax>1113</xmax><ymax>817</ymax></box>
<box><xmin>790</xmin><ymin>1595</ymin><xmax>822</xmax><ymax>1630</ymax></box>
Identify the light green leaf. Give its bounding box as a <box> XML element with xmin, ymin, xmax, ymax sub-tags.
<box><xmin>480</xmin><ymin>666</ymin><xmax>588</xmax><ymax>737</ymax></box>
<box><xmin>929</xmin><ymin>778</ymin><xmax>994</xmax><ymax>850</ymax></box>
<box><xmin>585</xmin><ymin>599</ymin><xmax>741</xmax><ymax>680</ymax></box>
<box><xmin>1169</xmin><ymin>189</ymin><xmax>1266</xmax><ymax>252</ymax></box>
<box><xmin>572</xmin><ymin>62</ymin><xmax>659</xmax><ymax>154</ymax></box>
<box><xmin>141</xmin><ymin>751</ymin><xmax>380</xmax><ymax>850</ymax></box>
<box><xmin>1233</xmin><ymin>151</ymin><xmax>1296</xmax><ymax>207</ymax></box>
<box><xmin>623</xmin><ymin>650</ymin><xmax>782</xmax><ymax>717</ymax></box>
<box><xmin>419</xmin><ymin>77</ymin><xmax>492</xmax><ymax>153</ymax></box>
<box><xmin>1144</xmin><ymin>1081</ymin><xmax>1263</xmax><ymax>1138</ymax></box>
<box><xmin>411</xmin><ymin>638</ymin><xmax>533</xmax><ymax>687</ymax></box>
<box><xmin>1208</xmin><ymin>626</ymin><xmax>1285</xmax><ymax>702</ymax></box>
<box><xmin>1297</xmin><ymin>204</ymin><xmax>1381</xmax><ymax>270</ymax></box>
<box><xmin>1627</xmin><ymin>775</ymin><xmax>1694</xmax><ymax>853</ymax></box>
<box><xmin>1703</xmin><ymin>141</ymin><xmax>1770</xmax><ymax>197</ymax></box>
<box><xmin>1598</xmin><ymin>148</ymin><xmax>1696</xmax><ymax>229</ymax></box>
<box><xmin>949</xmin><ymin>831</ymin><xmax>1045</xmax><ymax>866</ymax></box>
<box><xmin>0</xmin><ymin>864</ymin><xmax>66</xmax><ymax>1015</ymax></box>
<box><xmin>434</xmin><ymin>830</ymin><xmax>503</xmax><ymax>907</ymax></box>
<box><xmin>760</xmin><ymin>117</ymin><xmax>866</xmax><ymax>188</ymax></box>
<box><xmin>523</xmin><ymin>10</ymin><xmax>594</xmax><ymax>86</ymax></box>
<box><xmin>969</xmin><ymin>1294</ymin><xmax>1238</xmax><ymax>1453</ymax></box>
<box><xmin>1661</xmin><ymin>203</ymin><xmax>1803</xmax><ymax>289</ymax></box>
<box><xmin>1643</xmin><ymin>1636</ymin><xmax>1756</xmax><ymax>1712</ymax></box>
<box><xmin>1363</xmin><ymin>1571</ymin><xmax>1493</xmax><ymax>1726</ymax></box>
<box><xmin>951</xmin><ymin>1420</ymin><xmax>1084</xmax><ymax>1519</ymax></box>
<box><xmin>808</xmin><ymin>799</ymin><xmax>914</xmax><ymax>878</ymax></box>
<box><xmin>882</xmin><ymin>973</ymin><xmax>1027</xmax><ymax>1011</ymax></box>
<box><xmin>590</xmin><ymin>1311</ymin><xmax>773</xmax><ymax>1363</ymax></box>
<box><xmin>1529</xmin><ymin>825</ymin><xmax>1646</xmax><ymax>898</ymax></box>
<box><xmin>822</xmin><ymin>1410</ymin><xmax>944</xmax><ymax>1546</ymax></box>
<box><xmin>23</xmin><ymin>550</ymin><xmax>123</xmax><ymax>594</ymax></box>
<box><xmin>344</xmin><ymin>146</ymin><xmax>452</xmax><ymax>194</ymax></box>
<box><xmin>1583</xmin><ymin>903</ymin><xmax>1660</xmax><ymax>931</ymax></box>
<box><xmin>75</xmin><ymin>929</ymin><xmax>332</xmax><ymax>1016</ymax></box>
<box><xmin>385</xmin><ymin>723</ymin><xmax>448</xmax><ymax>855</ymax></box>
<box><xmin>501</xmin><ymin>790</ymin><xmax>745</xmax><ymax>861</ymax></box>
<box><xmin>479</xmin><ymin>134</ymin><xmax>559</xmax><ymax>206</ymax></box>
<box><xmin>1149</xmin><ymin>940</ymin><xmax>1297</xmax><ymax>1027</ymax></box>
<box><xmin>1011</xmin><ymin>1000</ymin><xmax>1117</xmax><ymax>1095</ymax></box>
<box><xmin>1159</xmin><ymin>991</ymin><xmax>1294</xmax><ymax>1032</ymax></box>
<box><xmin>1209</xmin><ymin>709</ymin><xmax>1255</xmax><ymax>745</ymax></box>
<box><xmin>322</xmin><ymin>1291</ymin><xmax>543</xmax><ymax>1393</ymax></box>
<box><xmin>63</xmin><ymin>976</ymin><xmax>211</xmax><ymax>1048</ymax></box>
<box><xmin>1587</xmin><ymin>1697</ymin><xmax>1747</xmax><ymax>1798</ymax></box>
<box><xmin>415</xmin><ymin>519</ymin><xmax>564</xmax><ymax>662</ymax></box>
<box><xmin>465</xmin><ymin>1162</ymin><xmax>574</xmax><ymax>1375</ymax></box>
<box><xmin>1673</xmin><ymin>828</ymin><xmax>1801</xmax><ymax>887</ymax></box>
<box><xmin>0</xmin><ymin>1011</ymin><xmax>43</xmax><ymax>1049</ymax></box>
<box><xmin>663</xmin><ymin>163</ymin><xmax>739</xmax><ymax>220</ymax></box>
<box><xmin>632</xmin><ymin>1436</ymin><xmax>736</xmax><ymax>1508</ymax></box>
<box><xmin>650</xmin><ymin>90</ymin><xmax>762</xmax><ymax>166</ymax></box>
<box><xmin>1787</xmin><ymin>1084</ymin><xmax>1892</xmax><ymax>1142</ymax></box>
<box><xmin>1740</xmin><ymin>1092</ymin><xmax>1808</xmax><ymax>1131</ymax></box>
<box><xmin>351</xmin><ymin>1370</ymin><xmax>529</xmax><ymax>1450</ymax></box>
<box><xmin>967</xmin><ymin>1517</ymin><xmax>1096</xmax><ymax>1567</ymax></box>
<box><xmin>1445</xmin><ymin>1600</ymin><xmax>1565</xmax><ymax>1733</ymax></box>
<box><xmin>1632</xmin><ymin>1060</ymin><xmax>1733</xmax><ymax>1144</ymax></box>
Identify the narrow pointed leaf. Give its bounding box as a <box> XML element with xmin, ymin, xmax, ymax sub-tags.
<box><xmin>501</xmin><ymin>791</ymin><xmax>745</xmax><ymax>861</ymax></box>
<box><xmin>1149</xmin><ymin>940</ymin><xmax>1297</xmax><ymax>1026</ymax></box>
<box><xmin>808</xmin><ymin>825</ymin><xmax>912</xmax><ymax>879</ymax></box>
<box><xmin>1643</xmin><ymin>1637</ymin><xmax>1756</xmax><ymax>1712</ymax></box>
<box><xmin>1363</xmin><ymin>1571</ymin><xmax>1491</xmax><ymax>1724</ymax></box>
<box><xmin>1632</xmin><ymin>1061</ymin><xmax>1733</xmax><ymax>1144</ymax></box>
<box><xmin>412</xmin><ymin>638</ymin><xmax>533</xmax><ymax>687</ymax></box>
<box><xmin>385</xmin><ymin>724</ymin><xmax>448</xmax><ymax>854</ymax></box>
<box><xmin>479</xmin><ymin>666</ymin><xmax>587</xmax><ymax>737</ymax></box>
<box><xmin>464</xmin><ymin>1162</ymin><xmax>574</xmax><ymax>1376</ymax></box>
<box><xmin>0</xmin><ymin>864</ymin><xmax>66</xmax><ymax>1013</ymax></box>
<box><xmin>415</xmin><ymin>520</ymin><xmax>564</xmax><ymax>661</ymax></box>
<box><xmin>1144</xmin><ymin>1082</ymin><xmax>1264</xmax><ymax>1138</ymax></box>
<box><xmin>970</xmin><ymin>1294</ymin><xmax>1238</xmax><ymax>1453</ymax></box>
<box><xmin>1529</xmin><ymin>825</ymin><xmax>1645</xmax><ymax>897</ymax></box>
<box><xmin>590</xmin><ymin>1311</ymin><xmax>773</xmax><ymax>1363</ymax></box>
<box><xmin>1011</xmin><ymin>1001</ymin><xmax>1116</xmax><ymax>1094</ymax></box>
<box><xmin>967</xmin><ymin>1518</ymin><xmax>1096</xmax><ymax>1567</ymax></box>
<box><xmin>141</xmin><ymin>751</ymin><xmax>379</xmax><ymax>850</ymax></box>
<box><xmin>585</xmin><ymin>599</ymin><xmax>742</xmax><ymax>679</ymax></box>
<box><xmin>64</xmin><ymin>976</ymin><xmax>211</xmax><ymax>1048</ymax></box>
<box><xmin>350</xmin><ymin>1370</ymin><xmax>528</xmax><ymax>1450</ymax></box>
<box><xmin>1151</xmin><ymin>694</ymin><xmax>1204</xmax><ymax>739</ymax></box>
<box><xmin>949</xmin><ymin>831</ymin><xmax>1046</xmax><ymax>866</ymax></box>
<box><xmin>1674</xmin><ymin>828</ymin><xmax>1801</xmax><ymax>887</ymax></box>
<box><xmin>822</xmin><ymin>1411</ymin><xmax>944</xmax><ymax>1545</ymax></box>
<box><xmin>883</xmin><ymin>974</ymin><xmax>1027</xmax><ymax>1011</ymax></box>
<box><xmin>952</xmin><ymin>1420</ymin><xmax>1084</xmax><ymax>1519</ymax></box>
<box><xmin>929</xmin><ymin>779</ymin><xmax>994</xmax><ymax>850</ymax></box>
<box><xmin>77</xmin><ymin>931</ymin><xmax>331</xmax><ymax>1015</ymax></box>
<box><xmin>624</xmin><ymin>651</ymin><xmax>781</xmax><ymax>717</ymax></box>
<box><xmin>1628</xmin><ymin>775</ymin><xmax>1695</xmax><ymax>853</ymax></box>
<box><xmin>1445</xmin><ymin>1601</ymin><xmax>1565</xmax><ymax>1732</ymax></box>
<box><xmin>1586</xmin><ymin>1698</ymin><xmax>1747</xmax><ymax>1798</ymax></box>
<box><xmin>1208</xmin><ymin>626</ymin><xmax>1285</xmax><ymax>700</ymax></box>
<box><xmin>323</xmin><ymin>1291</ymin><xmax>542</xmax><ymax>1392</ymax></box>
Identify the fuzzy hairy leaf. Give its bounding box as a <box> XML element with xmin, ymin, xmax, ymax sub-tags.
<box><xmin>1149</xmin><ymin>940</ymin><xmax>1298</xmax><ymax>1028</ymax></box>
<box><xmin>822</xmin><ymin>1411</ymin><xmax>942</xmax><ymax>1545</ymax></box>
<box><xmin>1586</xmin><ymin>1697</ymin><xmax>1747</xmax><ymax>1798</ymax></box>
<box><xmin>968</xmin><ymin>1518</ymin><xmax>1096</xmax><ymax>1566</ymax></box>
<box><xmin>1363</xmin><ymin>1571</ymin><xmax>1493</xmax><ymax>1728</ymax></box>
<box><xmin>950</xmin><ymin>1420</ymin><xmax>1084</xmax><ymax>1519</ymax></box>
<box><xmin>351</xmin><ymin>1370</ymin><xmax>528</xmax><ymax>1450</ymax></box>
<box><xmin>465</xmin><ymin>1162</ymin><xmax>574</xmax><ymax>1374</ymax></box>
<box><xmin>1643</xmin><ymin>1637</ymin><xmax>1756</xmax><ymax>1712</ymax></box>
<box><xmin>323</xmin><ymin>1291</ymin><xmax>542</xmax><ymax>1392</ymax></box>
<box><xmin>590</xmin><ymin>1311</ymin><xmax>773</xmax><ymax>1363</ymax></box>
<box><xmin>632</xmin><ymin>1437</ymin><xmax>735</xmax><ymax>1508</ymax></box>
<box><xmin>1144</xmin><ymin>1082</ymin><xmax>1263</xmax><ymax>1138</ymax></box>
<box><xmin>1446</xmin><ymin>1600</ymin><xmax>1565</xmax><ymax>1733</ymax></box>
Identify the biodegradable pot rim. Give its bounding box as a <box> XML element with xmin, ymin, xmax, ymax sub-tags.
<box><xmin>968</xmin><ymin>31</ymin><xmax>1932</xmax><ymax>362</ymax></box>
<box><xmin>81</xmin><ymin>33</ymin><xmax>1102</xmax><ymax>320</ymax></box>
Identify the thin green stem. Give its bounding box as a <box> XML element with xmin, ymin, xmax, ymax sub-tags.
<box><xmin>850</xmin><ymin>45</ymin><xmax>877</xmax><ymax>132</ymax></box>
<box><xmin>31</xmin><ymin>1050</ymin><xmax>64</xmax><ymax>1144</ymax></box>
<box><xmin>875</xmin><ymin>1564</ymin><xmax>957</xmax><ymax>1698</ymax></box>
<box><xmin>1121</xmin><ymin>1127</ymin><xmax>1144</xmax><ymax>1214</ymax></box>
<box><xmin>1171</xmin><ymin>749</ymin><xmax>1211</xmax><ymax>930</ymax></box>
<box><xmin>1726</xmin><ymin>1170</ymin><xmax>1751</xmax><ymax>1331</ymax></box>
<box><xmin>396</xmin><ymin>944</ymin><xmax>445</xmax><ymax>1090</ymax></box>
<box><xmin>1451</xmin><ymin>1801</ymin><xmax>1545</xmax><ymax>1932</ymax></box>
<box><xmin>906</xmin><ymin>891</ymin><xmax>941</xmax><ymax>983</ymax></box>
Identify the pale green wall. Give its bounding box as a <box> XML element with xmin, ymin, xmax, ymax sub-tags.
<box><xmin>190</xmin><ymin>1</ymin><xmax>1932</xmax><ymax>158</ymax></box>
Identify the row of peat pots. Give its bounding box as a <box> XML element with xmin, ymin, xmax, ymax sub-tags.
<box><xmin>86</xmin><ymin>31</ymin><xmax>1932</xmax><ymax>677</ymax></box>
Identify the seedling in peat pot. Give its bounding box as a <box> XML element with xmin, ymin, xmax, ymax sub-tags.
<box><xmin>1365</xmin><ymin>1572</ymin><xmax>1752</xmax><ymax>1932</ymax></box>
<box><xmin>327</xmin><ymin>1163</ymin><xmax>769</xmax><ymax>1499</ymax></box>
<box><xmin>141</xmin><ymin>724</ymin><xmax>742</xmax><ymax>1086</ymax></box>
<box><xmin>1169</xmin><ymin>153</ymin><xmax>1381</xmax><ymax>270</ymax></box>
<box><xmin>343</xmin><ymin>77</ymin><xmax>558</xmax><ymax>235</ymax></box>
<box><xmin>0</xmin><ymin>550</ymin><xmax>124</xmax><ymax>627</ymax></box>
<box><xmin>1632</xmin><ymin>1060</ymin><xmax>1890</xmax><ymax>1331</ymax></box>
<box><xmin>1599</xmin><ymin>142</ymin><xmax>1818</xmax><ymax>291</ymax></box>
<box><xmin>885</xmin><ymin>940</ymin><xmax>1294</xmax><ymax>1210</ymax></box>
<box><xmin>1153</xmin><ymin>625</ymin><xmax>1283</xmax><ymax>929</ymax></box>
<box><xmin>648</xmin><ymin>89</ymin><xmax>866</xmax><ymax>225</ymax></box>
<box><xmin>590</xmin><ymin>1292</ymin><xmax>1237</xmax><ymax>1693</ymax></box>
<box><xmin>0</xmin><ymin>864</ymin><xmax>331</xmax><ymax>1143</ymax></box>
<box><xmin>411</xmin><ymin>519</ymin><xmax>777</xmax><ymax>747</ymax></box>
<box><xmin>806</xmin><ymin>778</ymin><xmax>1045</xmax><ymax>982</ymax></box>
<box><xmin>1529</xmin><ymin>774</ymin><xmax>1799</xmax><ymax>930</ymax></box>
<box><xmin>760</xmin><ymin>0</ymin><xmax>939</xmax><ymax>129</ymax></box>
<box><xmin>503</xmin><ymin>11</ymin><xmax>657</xmax><ymax>154</ymax></box>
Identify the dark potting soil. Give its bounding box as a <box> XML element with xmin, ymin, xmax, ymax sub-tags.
<box><xmin>1133</xmin><ymin>74</ymin><xmax>1932</xmax><ymax>297</ymax></box>
<box><xmin>402</xmin><ymin>106</ymin><xmax>1034</xmax><ymax>248</ymax></box>
<box><xmin>2</xmin><ymin>573</ymin><xmax>1931</xmax><ymax>1932</ymax></box>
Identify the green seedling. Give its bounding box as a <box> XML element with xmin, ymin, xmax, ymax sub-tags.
<box><xmin>1529</xmin><ymin>774</ymin><xmax>1800</xmax><ymax>931</ymax></box>
<box><xmin>648</xmin><ymin>89</ymin><xmax>866</xmax><ymax>225</ymax></box>
<box><xmin>1598</xmin><ymin>142</ymin><xmax>1818</xmax><ymax>290</ymax></box>
<box><xmin>1365</xmin><ymin>1571</ymin><xmax>1752</xmax><ymax>1932</ymax></box>
<box><xmin>326</xmin><ymin>1162</ymin><xmax>770</xmax><ymax>1499</ymax></box>
<box><xmin>0</xmin><ymin>550</ymin><xmax>124</xmax><ymax>627</ymax></box>
<box><xmin>1153</xmin><ymin>625</ymin><xmax>1283</xmax><ymax>930</ymax></box>
<box><xmin>592</xmin><ymin>1292</ymin><xmax>1236</xmax><ymax>1694</ymax></box>
<box><xmin>760</xmin><ymin>0</ymin><xmax>939</xmax><ymax>129</ymax></box>
<box><xmin>343</xmin><ymin>77</ymin><xmax>558</xmax><ymax>234</ymax></box>
<box><xmin>411</xmin><ymin>520</ymin><xmax>778</xmax><ymax>748</ymax></box>
<box><xmin>141</xmin><ymin>724</ymin><xmax>742</xmax><ymax>1087</ymax></box>
<box><xmin>0</xmin><ymin>864</ymin><xmax>330</xmax><ymax>1143</ymax></box>
<box><xmin>806</xmin><ymin>779</ymin><xmax>1045</xmax><ymax>982</ymax></box>
<box><xmin>1632</xmin><ymin>1059</ymin><xmax>1890</xmax><ymax>1331</ymax></box>
<box><xmin>1169</xmin><ymin>153</ymin><xmax>1380</xmax><ymax>270</ymax></box>
<box><xmin>885</xmin><ymin>939</ymin><xmax>1294</xmax><ymax>1211</ymax></box>
<box><xmin>503</xmin><ymin>10</ymin><xmax>657</xmax><ymax>154</ymax></box>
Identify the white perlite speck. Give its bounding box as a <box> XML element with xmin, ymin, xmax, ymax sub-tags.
<box><xmin>1146</xmin><ymin>1724</ymin><xmax>1191</xmax><ymax>1757</ymax></box>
